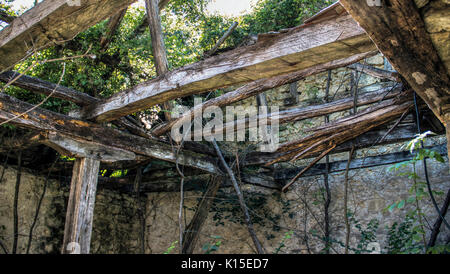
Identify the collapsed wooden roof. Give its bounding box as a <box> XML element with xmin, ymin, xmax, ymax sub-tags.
<box><xmin>0</xmin><ymin>0</ymin><xmax>448</xmax><ymax>254</ymax></box>
<box><xmin>0</xmin><ymin>0</ymin><xmax>447</xmax><ymax>176</ymax></box>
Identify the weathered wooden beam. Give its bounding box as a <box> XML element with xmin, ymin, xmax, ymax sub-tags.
<box><xmin>41</xmin><ymin>132</ymin><xmax>136</xmax><ymax>162</ymax></box>
<box><xmin>0</xmin><ymin>71</ymin><xmax>98</xmax><ymax>106</ymax></box>
<box><xmin>0</xmin><ymin>0</ymin><xmax>136</xmax><ymax>72</ymax></box>
<box><xmin>273</xmin><ymin>143</ymin><xmax>447</xmax><ymax>182</ymax></box>
<box><xmin>243</xmin><ymin>122</ymin><xmax>427</xmax><ymax>166</ymax></box>
<box><xmin>338</xmin><ymin>1</ymin><xmax>450</xmax><ymax>135</ymax></box>
<box><xmin>62</xmin><ymin>157</ymin><xmax>100</xmax><ymax>254</ymax></box>
<box><xmin>145</xmin><ymin>0</ymin><xmax>172</xmax><ymax>121</ymax></box>
<box><xmin>0</xmin><ymin>92</ymin><xmax>221</xmax><ymax>174</ymax></box>
<box><xmin>151</xmin><ymin>51</ymin><xmax>377</xmax><ymax>136</ymax></box>
<box><xmin>347</xmin><ymin>63</ymin><xmax>400</xmax><ymax>82</ymax></box>
<box><xmin>0</xmin><ymin>70</ymin><xmax>151</xmax><ymax>138</ymax></box>
<box><xmin>199</xmin><ymin>84</ymin><xmax>402</xmax><ymax>139</ymax></box>
<box><xmin>182</xmin><ymin>176</ymin><xmax>223</xmax><ymax>254</ymax></box>
<box><xmin>76</xmin><ymin>14</ymin><xmax>376</xmax><ymax>122</ymax></box>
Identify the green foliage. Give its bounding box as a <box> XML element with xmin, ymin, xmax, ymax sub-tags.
<box><xmin>385</xmin><ymin>132</ymin><xmax>447</xmax><ymax>254</ymax></box>
<box><xmin>164</xmin><ymin>240</ymin><xmax>178</xmax><ymax>254</ymax></box>
<box><xmin>348</xmin><ymin>214</ymin><xmax>379</xmax><ymax>254</ymax></box>
<box><xmin>201</xmin><ymin>236</ymin><xmax>222</xmax><ymax>254</ymax></box>
<box><xmin>274</xmin><ymin>230</ymin><xmax>293</xmax><ymax>254</ymax></box>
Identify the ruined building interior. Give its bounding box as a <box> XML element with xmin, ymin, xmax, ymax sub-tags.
<box><xmin>0</xmin><ymin>0</ymin><xmax>449</xmax><ymax>254</ymax></box>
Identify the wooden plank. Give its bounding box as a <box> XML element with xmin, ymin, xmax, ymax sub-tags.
<box><xmin>347</xmin><ymin>63</ymin><xmax>400</xmax><ymax>82</ymax></box>
<box><xmin>0</xmin><ymin>0</ymin><xmax>136</xmax><ymax>72</ymax></box>
<box><xmin>0</xmin><ymin>92</ymin><xmax>221</xmax><ymax>174</ymax></box>
<box><xmin>243</xmin><ymin>123</ymin><xmax>427</xmax><ymax>166</ymax></box>
<box><xmin>199</xmin><ymin>84</ymin><xmax>402</xmax><ymax>139</ymax></box>
<box><xmin>76</xmin><ymin>14</ymin><xmax>376</xmax><ymax>122</ymax></box>
<box><xmin>62</xmin><ymin>157</ymin><xmax>100</xmax><ymax>254</ymax></box>
<box><xmin>273</xmin><ymin>144</ymin><xmax>447</xmax><ymax>181</ymax></box>
<box><xmin>339</xmin><ymin>1</ymin><xmax>450</xmax><ymax>128</ymax></box>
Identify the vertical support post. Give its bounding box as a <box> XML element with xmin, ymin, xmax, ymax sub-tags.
<box><xmin>145</xmin><ymin>0</ymin><xmax>173</xmax><ymax>121</ymax></box>
<box><xmin>62</xmin><ymin>158</ymin><xmax>100</xmax><ymax>254</ymax></box>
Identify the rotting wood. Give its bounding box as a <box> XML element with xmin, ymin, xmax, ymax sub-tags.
<box><xmin>245</xmin><ymin>122</ymin><xmax>436</xmax><ymax>167</ymax></box>
<box><xmin>182</xmin><ymin>176</ymin><xmax>223</xmax><ymax>254</ymax></box>
<box><xmin>75</xmin><ymin>14</ymin><xmax>376</xmax><ymax>122</ymax></box>
<box><xmin>62</xmin><ymin>157</ymin><xmax>100</xmax><ymax>254</ymax></box>
<box><xmin>200</xmin><ymin>84</ymin><xmax>402</xmax><ymax>139</ymax></box>
<box><xmin>347</xmin><ymin>63</ymin><xmax>400</xmax><ymax>82</ymax></box>
<box><xmin>0</xmin><ymin>0</ymin><xmax>137</xmax><ymax>72</ymax></box>
<box><xmin>0</xmin><ymin>71</ymin><xmax>98</xmax><ymax>106</ymax></box>
<box><xmin>41</xmin><ymin>132</ymin><xmax>136</xmax><ymax>163</ymax></box>
<box><xmin>273</xmin><ymin>144</ymin><xmax>447</xmax><ymax>181</ymax></box>
<box><xmin>339</xmin><ymin>1</ymin><xmax>450</xmax><ymax>160</ymax></box>
<box><xmin>151</xmin><ymin>51</ymin><xmax>377</xmax><ymax>136</ymax></box>
<box><xmin>145</xmin><ymin>0</ymin><xmax>173</xmax><ymax>121</ymax></box>
<box><xmin>0</xmin><ymin>92</ymin><xmax>221</xmax><ymax>174</ymax></box>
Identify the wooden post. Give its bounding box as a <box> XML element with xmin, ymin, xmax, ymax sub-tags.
<box><xmin>145</xmin><ymin>0</ymin><xmax>173</xmax><ymax>121</ymax></box>
<box><xmin>62</xmin><ymin>158</ymin><xmax>100</xmax><ymax>254</ymax></box>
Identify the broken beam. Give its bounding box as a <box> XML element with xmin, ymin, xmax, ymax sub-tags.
<box><xmin>76</xmin><ymin>14</ymin><xmax>376</xmax><ymax>122</ymax></box>
<box><xmin>0</xmin><ymin>92</ymin><xmax>221</xmax><ymax>174</ymax></box>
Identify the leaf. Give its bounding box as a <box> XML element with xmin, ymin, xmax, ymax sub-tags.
<box><xmin>397</xmin><ymin>200</ymin><xmax>405</xmax><ymax>209</ymax></box>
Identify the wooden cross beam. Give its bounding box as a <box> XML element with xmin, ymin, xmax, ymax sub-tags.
<box><xmin>74</xmin><ymin>13</ymin><xmax>377</xmax><ymax>122</ymax></box>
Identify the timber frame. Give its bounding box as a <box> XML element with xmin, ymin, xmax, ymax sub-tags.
<box><xmin>0</xmin><ymin>0</ymin><xmax>449</xmax><ymax>254</ymax></box>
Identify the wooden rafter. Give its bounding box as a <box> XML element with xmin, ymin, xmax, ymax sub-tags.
<box><xmin>74</xmin><ymin>14</ymin><xmax>376</xmax><ymax>122</ymax></box>
<box><xmin>339</xmin><ymin>0</ymin><xmax>450</xmax><ymax>162</ymax></box>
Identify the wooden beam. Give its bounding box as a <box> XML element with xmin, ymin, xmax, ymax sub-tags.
<box><xmin>347</xmin><ymin>63</ymin><xmax>400</xmax><ymax>82</ymax></box>
<box><xmin>76</xmin><ymin>14</ymin><xmax>376</xmax><ymax>122</ymax></box>
<box><xmin>199</xmin><ymin>84</ymin><xmax>402</xmax><ymax>139</ymax></box>
<box><xmin>151</xmin><ymin>51</ymin><xmax>377</xmax><ymax>136</ymax></box>
<box><xmin>0</xmin><ymin>92</ymin><xmax>221</xmax><ymax>174</ymax></box>
<box><xmin>273</xmin><ymin>144</ymin><xmax>447</xmax><ymax>181</ymax></box>
<box><xmin>99</xmin><ymin>8</ymin><xmax>128</xmax><ymax>50</ymax></box>
<box><xmin>243</xmin><ymin>123</ymin><xmax>426</xmax><ymax>166</ymax></box>
<box><xmin>41</xmin><ymin>132</ymin><xmax>136</xmax><ymax>162</ymax></box>
<box><xmin>145</xmin><ymin>0</ymin><xmax>172</xmax><ymax>121</ymax></box>
<box><xmin>0</xmin><ymin>0</ymin><xmax>136</xmax><ymax>72</ymax></box>
<box><xmin>338</xmin><ymin>1</ymin><xmax>450</xmax><ymax>127</ymax></box>
<box><xmin>182</xmin><ymin>176</ymin><xmax>223</xmax><ymax>254</ymax></box>
<box><xmin>0</xmin><ymin>71</ymin><xmax>98</xmax><ymax>106</ymax></box>
<box><xmin>62</xmin><ymin>157</ymin><xmax>100</xmax><ymax>254</ymax></box>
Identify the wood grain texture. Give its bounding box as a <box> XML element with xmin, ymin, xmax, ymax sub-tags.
<box><xmin>0</xmin><ymin>92</ymin><xmax>221</xmax><ymax>174</ymax></box>
<box><xmin>151</xmin><ymin>51</ymin><xmax>377</xmax><ymax>136</ymax></box>
<box><xmin>339</xmin><ymin>0</ymin><xmax>450</xmax><ymax>125</ymax></box>
<box><xmin>62</xmin><ymin>157</ymin><xmax>100</xmax><ymax>254</ymax></box>
<box><xmin>0</xmin><ymin>0</ymin><xmax>136</xmax><ymax>71</ymax></box>
<box><xmin>76</xmin><ymin>14</ymin><xmax>376</xmax><ymax>122</ymax></box>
